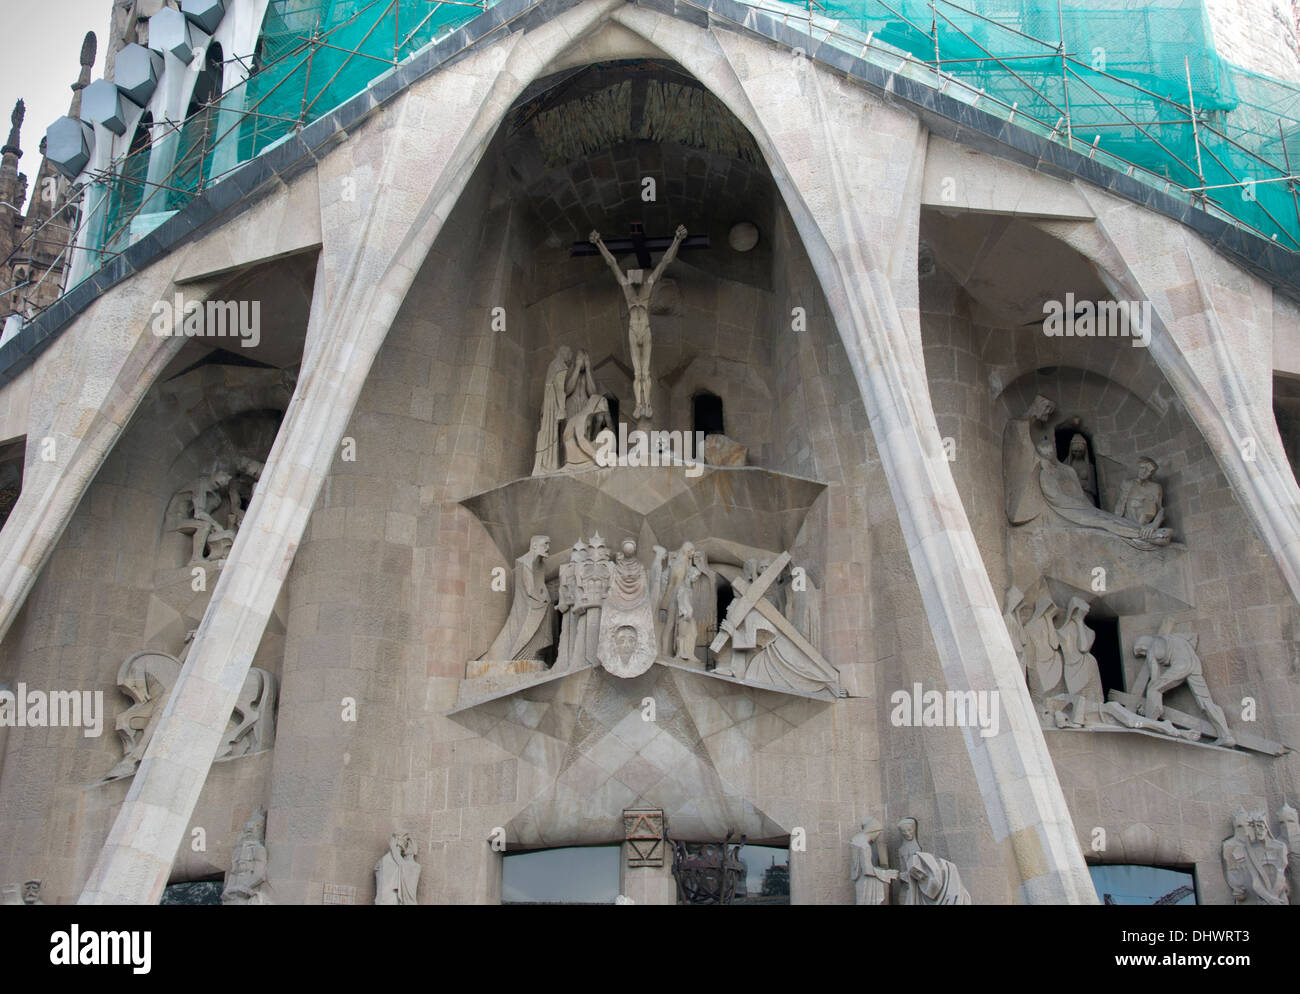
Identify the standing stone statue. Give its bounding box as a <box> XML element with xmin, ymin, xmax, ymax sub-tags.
<box><xmin>533</xmin><ymin>347</ymin><xmax>576</xmax><ymax>475</ymax></box>
<box><xmin>597</xmin><ymin>539</ymin><xmax>657</xmax><ymax>678</ymax></box>
<box><xmin>579</xmin><ymin>534</ymin><xmax>614</xmax><ymax>667</ymax></box>
<box><xmin>1278</xmin><ymin>802</ymin><xmax>1300</xmax><ymax>892</ymax></box>
<box><xmin>1113</xmin><ymin>456</ymin><xmax>1167</xmax><ymax>541</ymax></box>
<box><xmin>482</xmin><ymin>536</ymin><xmax>553</xmax><ymax>663</ymax></box>
<box><xmin>657</xmin><ymin>541</ymin><xmax>696</xmax><ymax>658</ymax></box>
<box><xmin>222</xmin><ymin>808</ymin><xmax>271</xmax><ymax>905</ymax></box>
<box><xmin>1022</xmin><ymin>595</ymin><xmax>1063</xmax><ymax>702</ymax></box>
<box><xmin>1222</xmin><ymin>807</ymin><xmax>1289</xmax><ymax>905</ymax></box>
<box><xmin>674</xmin><ymin>565</ymin><xmax>701</xmax><ymax>661</ymax></box>
<box><xmin>894</xmin><ymin>816</ymin><xmax>922</xmax><ymax>905</ymax></box>
<box><xmin>781</xmin><ymin>561</ymin><xmax>821</xmax><ymax>651</ymax></box>
<box><xmin>1004</xmin><ymin>394</ymin><xmax>1057</xmax><ymax>524</ymax></box>
<box><xmin>849</xmin><ymin>817</ymin><xmax>898</xmax><ymax>905</ymax></box>
<box><xmin>554</xmin><ymin>539</ymin><xmax>587</xmax><ymax>672</ymax></box>
<box><xmin>589</xmin><ymin>225</ymin><xmax>688</xmax><ymax>421</ymax></box>
<box><xmin>1133</xmin><ymin>632</ymin><xmax>1235</xmax><ymax>747</ymax></box>
<box><xmin>1053</xmin><ymin>597</ymin><xmax>1105</xmax><ymax>728</ymax></box>
<box><xmin>1066</xmin><ymin>433</ymin><xmax>1098</xmax><ymax>505</ymax></box>
<box><xmin>375</xmin><ymin>831</ymin><xmax>421</xmax><ymax>905</ymax></box>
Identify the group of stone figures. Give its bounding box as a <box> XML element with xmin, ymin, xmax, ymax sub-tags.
<box><xmin>480</xmin><ymin>534</ymin><xmax>840</xmax><ymax>696</ymax></box>
<box><xmin>533</xmin><ymin>347</ymin><xmax>614</xmax><ymax>475</ymax></box>
<box><xmin>1002</xmin><ymin>592</ymin><xmax>1239</xmax><ymax>748</ymax></box>
<box><xmin>1005</xmin><ymin>394</ymin><xmax>1172</xmax><ymax>549</ymax></box>
<box><xmin>169</xmin><ymin>456</ymin><xmax>265</xmax><ymax>564</ymax></box>
<box><xmin>849</xmin><ymin>815</ymin><xmax>972</xmax><ymax>905</ymax></box>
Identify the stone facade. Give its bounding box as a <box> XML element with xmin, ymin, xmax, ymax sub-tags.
<box><xmin>0</xmin><ymin>0</ymin><xmax>1298</xmax><ymax>907</ymax></box>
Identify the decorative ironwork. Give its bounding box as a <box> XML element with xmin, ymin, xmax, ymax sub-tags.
<box><xmin>667</xmin><ymin>828</ymin><xmax>747</xmax><ymax>905</ymax></box>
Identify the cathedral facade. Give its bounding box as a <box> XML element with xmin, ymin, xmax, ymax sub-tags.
<box><xmin>0</xmin><ymin>0</ymin><xmax>1299</xmax><ymax>906</ymax></box>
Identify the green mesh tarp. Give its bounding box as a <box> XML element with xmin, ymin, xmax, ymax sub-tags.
<box><xmin>87</xmin><ymin>0</ymin><xmax>1300</xmax><ymax>272</ymax></box>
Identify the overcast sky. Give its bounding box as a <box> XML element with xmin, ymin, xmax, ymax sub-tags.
<box><xmin>0</xmin><ymin>0</ymin><xmax>110</xmax><ymax>209</ymax></box>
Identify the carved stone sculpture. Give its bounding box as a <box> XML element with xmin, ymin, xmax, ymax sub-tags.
<box><xmin>1222</xmin><ymin>807</ymin><xmax>1290</xmax><ymax>905</ymax></box>
<box><xmin>894</xmin><ymin>816</ymin><xmax>922</xmax><ymax>905</ymax></box>
<box><xmin>1033</xmin><ymin>436</ymin><xmax>1173</xmax><ymax>548</ymax></box>
<box><xmin>554</xmin><ymin>539</ymin><xmax>587</xmax><ymax>672</ymax></box>
<box><xmin>674</xmin><ymin>565</ymin><xmax>701</xmax><ymax>660</ymax></box>
<box><xmin>533</xmin><ymin>347</ymin><xmax>575</xmax><ymax>475</ymax></box>
<box><xmin>590</xmin><ymin>224</ymin><xmax>687</xmax><ymax>420</ymax></box>
<box><xmin>482</xmin><ymin>535</ymin><xmax>553</xmax><ymax>662</ymax></box>
<box><xmin>375</xmin><ymin>831</ymin><xmax>421</xmax><ymax>905</ymax></box>
<box><xmin>1053</xmin><ymin>597</ymin><xmax>1105</xmax><ymax>727</ymax></box>
<box><xmin>175</xmin><ymin>470</ymin><xmax>236</xmax><ymax>564</ymax></box>
<box><xmin>904</xmin><ymin>851</ymin><xmax>973</xmax><ymax>905</ymax></box>
<box><xmin>578</xmin><ymin>534</ymin><xmax>613</xmax><ymax>667</ymax></box>
<box><xmin>1004</xmin><ymin>394</ymin><xmax>1057</xmax><ymax>524</ymax></box>
<box><xmin>780</xmin><ymin>561</ymin><xmax>821</xmax><ymax>652</ymax></box>
<box><xmin>1133</xmin><ymin>632</ymin><xmax>1235</xmax><ymax>747</ymax></box>
<box><xmin>1003</xmin><ymin>586</ymin><xmax>1029</xmax><ymax>676</ymax></box>
<box><xmin>20</xmin><ymin>879</ymin><xmax>42</xmax><ymax>905</ymax></box>
<box><xmin>849</xmin><ymin>817</ymin><xmax>898</xmax><ymax>905</ymax></box>
<box><xmin>597</xmin><ymin>538</ymin><xmax>657</xmax><ymax>678</ymax></box>
<box><xmin>100</xmin><ymin>640</ymin><xmax>277</xmax><ymax>783</ymax></box>
<box><xmin>1114</xmin><ymin>456</ymin><xmax>1167</xmax><ymax>540</ymax></box>
<box><xmin>712</xmin><ymin>554</ymin><xmax>840</xmax><ymax>697</ymax></box>
<box><xmin>222</xmin><ymin>808</ymin><xmax>271</xmax><ymax>905</ymax></box>
<box><xmin>1022</xmin><ymin>595</ymin><xmax>1063</xmax><ymax>702</ymax></box>
<box><xmin>1066</xmin><ymin>433</ymin><xmax>1098</xmax><ymax>505</ymax></box>
<box><xmin>657</xmin><ymin>541</ymin><xmax>697</xmax><ymax>658</ymax></box>
<box><xmin>1279</xmin><ymin>803</ymin><xmax>1300</xmax><ymax>892</ymax></box>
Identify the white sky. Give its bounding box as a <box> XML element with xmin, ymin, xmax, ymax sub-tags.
<box><xmin>0</xmin><ymin>0</ymin><xmax>110</xmax><ymax>209</ymax></box>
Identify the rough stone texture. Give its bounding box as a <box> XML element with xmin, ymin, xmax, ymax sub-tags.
<box><xmin>0</xmin><ymin>0</ymin><xmax>1297</xmax><ymax>907</ymax></box>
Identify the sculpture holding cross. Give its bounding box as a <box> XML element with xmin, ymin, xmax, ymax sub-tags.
<box><xmin>588</xmin><ymin>223</ymin><xmax>688</xmax><ymax>421</ymax></box>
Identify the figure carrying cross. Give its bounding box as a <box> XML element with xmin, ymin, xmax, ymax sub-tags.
<box><xmin>588</xmin><ymin>223</ymin><xmax>688</xmax><ymax>421</ymax></box>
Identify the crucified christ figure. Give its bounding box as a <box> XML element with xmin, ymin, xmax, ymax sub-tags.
<box><xmin>589</xmin><ymin>224</ymin><xmax>688</xmax><ymax>421</ymax></box>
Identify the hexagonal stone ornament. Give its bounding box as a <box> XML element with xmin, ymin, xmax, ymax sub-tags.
<box><xmin>181</xmin><ymin>0</ymin><xmax>226</xmax><ymax>35</ymax></box>
<box><xmin>150</xmin><ymin>7</ymin><xmax>195</xmax><ymax>64</ymax></box>
<box><xmin>114</xmin><ymin>44</ymin><xmax>165</xmax><ymax>107</ymax></box>
<box><xmin>45</xmin><ymin>116</ymin><xmax>94</xmax><ymax>178</ymax></box>
<box><xmin>80</xmin><ymin>79</ymin><xmax>127</xmax><ymax>136</ymax></box>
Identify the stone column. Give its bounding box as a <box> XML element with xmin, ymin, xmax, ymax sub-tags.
<box><xmin>78</xmin><ymin>0</ymin><xmax>621</xmax><ymax>905</ymax></box>
<box><xmin>611</xmin><ymin>8</ymin><xmax>1096</xmax><ymax>903</ymax></box>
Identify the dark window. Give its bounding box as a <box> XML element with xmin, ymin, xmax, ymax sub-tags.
<box><xmin>604</xmin><ymin>392</ymin><xmax>620</xmax><ymax>431</ymax></box>
<box><xmin>1089</xmin><ymin>864</ymin><xmax>1197</xmax><ymax>905</ymax></box>
<box><xmin>692</xmin><ymin>392</ymin><xmax>724</xmax><ymax>438</ymax></box>
<box><xmin>502</xmin><ymin>845</ymin><xmax>621</xmax><ymax>904</ymax></box>
<box><xmin>1090</xmin><ymin>615</ymin><xmax>1124</xmax><ymax>699</ymax></box>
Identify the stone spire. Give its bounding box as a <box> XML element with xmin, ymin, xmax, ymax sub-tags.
<box><xmin>2</xmin><ymin>100</ymin><xmax>23</xmax><ymax>160</ymax></box>
<box><xmin>69</xmin><ymin>32</ymin><xmax>97</xmax><ymax>119</ymax></box>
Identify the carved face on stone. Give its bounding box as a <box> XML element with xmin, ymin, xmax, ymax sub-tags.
<box><xmin>212</xmin><ymin>470</ymin><xmax>233</xmax><ymax>488</ymax></box>
<box><xmin>1069</xmin><ymin>434</ymin><xmax>1088</xmax><ymax>460</ymax></box>
<box><xmin>898</xmin><ymin>817</ymin><xmax>917</xmax><ymax>841</ymax></box>
<box><xmin>557</xmin><ymin>346</ymin><xmax>572</xmax><ymax>364</ymax></box>
<box><xmin>1137</xmin><ymin>457</ymin><xmax>1157</xmax><ymax>481</ymax></box>
<box><xmin>591</xmin><ymin>536</ymin><xmax>611</xmax><ymax>563</ymax></box>
<box><xmin>614</xmin><ymin>626</ymin><xmax>638</xmax><ymax>663</ymax></box>
<box><xmin>1249</xmin><ymin>811</ymin><xmax>1270</xmax><ymax>843</ymax></box>
<box><xmin>571</xmin><ymin>541</ymin><xmax>589</xmax><ymax>563</ymax></box>
<box><xmin>1028</xmin><ymin>395</ymin><xmax>1055</xmax><ymax>421</ymax></box>
<box><xmin>21</xmin><ymin>880</ymin><xmax>40</xmax><ymax>904</ymax></box>
<box><xmin>621</xmin><ymin>539</ymin><xmax>636</xmax><ymax>559</ymax></box>
<box><xmin>531</xmin><ymin>535</ymin><xmax>551</xmax><ymax>558</ymax></box>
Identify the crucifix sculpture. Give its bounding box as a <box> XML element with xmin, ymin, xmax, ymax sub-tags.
<box><xmin>587</xmin><ymin>223</ymin><xmax>689</xmax><ymax>421</ymax></box>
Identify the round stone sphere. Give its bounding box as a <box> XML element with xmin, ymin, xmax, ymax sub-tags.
<box><xmin>728</xmin><ymin>221</ymin><xmax>760</xmax><ymax>252</ymax></box>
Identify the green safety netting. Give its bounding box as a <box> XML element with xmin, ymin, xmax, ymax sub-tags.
<box><xmin>86</xmin><ymin>0</ymin><xmax>1300</xmax><ymax>276</ymax></box>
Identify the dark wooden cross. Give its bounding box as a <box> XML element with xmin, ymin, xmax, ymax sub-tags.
<box><xmin>571</xmin><ymin>221</ymin><xmax>710</xmax><ymax>267</ymax></box>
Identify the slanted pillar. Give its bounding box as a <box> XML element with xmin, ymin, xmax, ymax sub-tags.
<box><xmin>78</xmin><ymin>0</ymin><xmax>620</xmax><ymax>904</ymax></box>
<box><xmin>613</xmin><ymin>9</ymin><xmax>1097</xmax><ymax>903</ymax></box>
